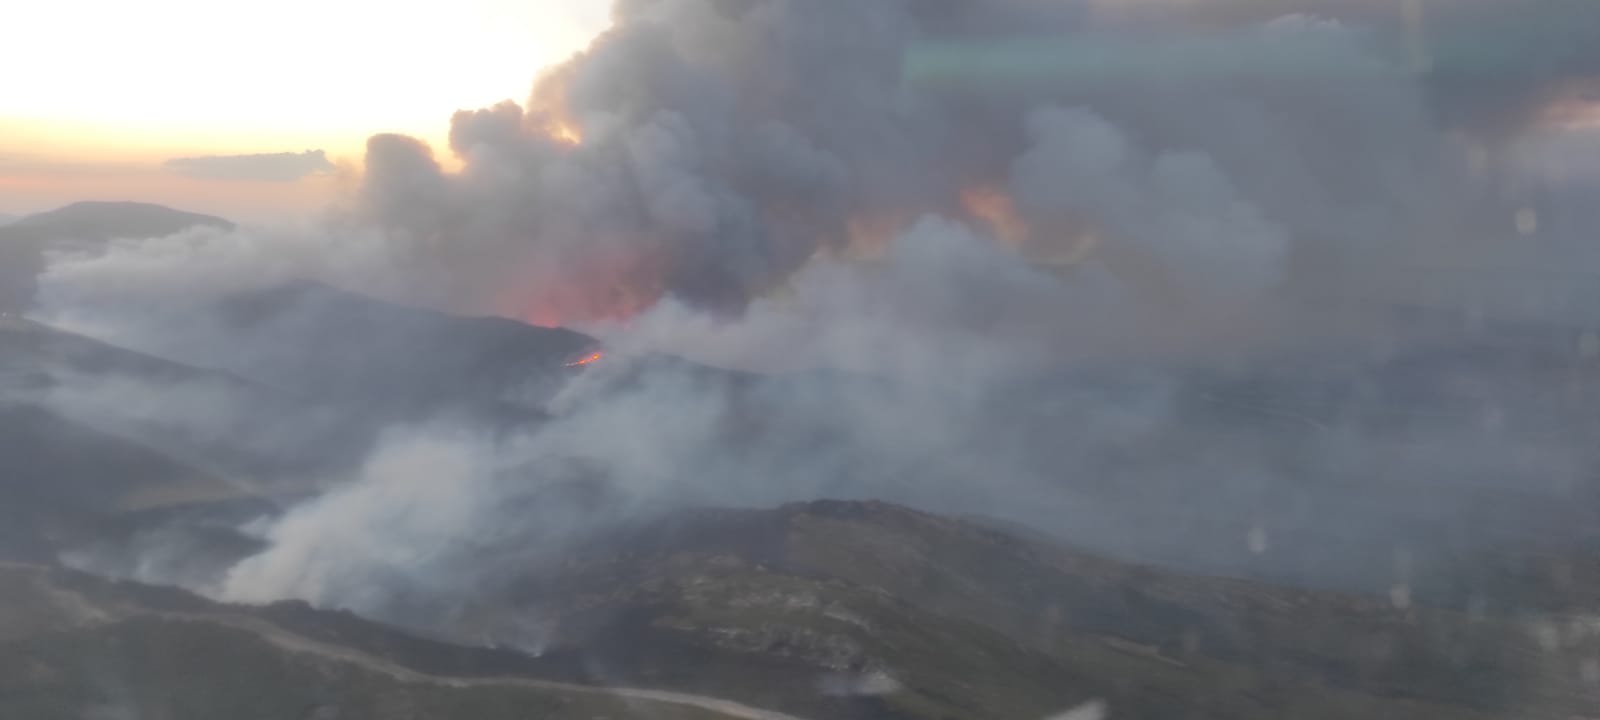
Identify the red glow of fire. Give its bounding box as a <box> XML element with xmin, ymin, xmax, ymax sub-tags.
<box><xmin>500</xmin><ymin>245</ymin><xmax>670</xmax><ymax>330</ymax></box>
<box><xmin>565</xmin><ymin>351</ymin><xmax>604</xmax><ymax>368</ymax></box>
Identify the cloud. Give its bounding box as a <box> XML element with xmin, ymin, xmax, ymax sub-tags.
<box><xmin>163</xmin><ymin>150</ymin><xmax>335</xmax><ymax>182</ymax></box>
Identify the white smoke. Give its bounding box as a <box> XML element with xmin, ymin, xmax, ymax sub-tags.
<box><xmin>220</xmin><ymin>428</ymin><xmax>504</xmax><ymax>608</ymax></box>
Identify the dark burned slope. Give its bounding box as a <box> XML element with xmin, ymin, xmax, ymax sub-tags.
<box><xmin>0</xmin><ymin>315</ymin><xmax>374</xmax><ymax>485</ymax></box>
<box><xmin>0</xmin><ymin>403</ymin><xmax>230</xmax><ymax>564</ymax></box>
<box><xmin>0</xmin><ymin>318</ymin><xmax>268</xmax><ymax>566</ymax></box>
<box><xmin>0</xmin><ymin>317</ymin><xmax>371</xmax><ymax>577</ymax></box>
<box><xmin>0</xmin><ymin>315</ymin><xmax>252</xmax><ymax>388</ymax></box>
<box><xmin>0</xmin><ymin>403</ymin><xmax>219</xmax><ymax>511</ymax></box>
<box><xmin>210</xmin><ymin>281</ymin><xmax>597</xmax><ymax>418</ymax></box>
<box><xmin>461</xmin><ymin>500</ymin><xmax>1591</xmax><ymax>720</ymax></box>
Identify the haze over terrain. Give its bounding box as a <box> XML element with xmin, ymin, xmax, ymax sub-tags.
<box><xmin>6</xmin><ymin>1</ymin><xmax>1600</xmax><ymax>718</ymax></box>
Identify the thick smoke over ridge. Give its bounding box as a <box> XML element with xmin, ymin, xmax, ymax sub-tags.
<box><xmin>334</xmin><ymin>0</ymin><xmax>1594</xmax><ymax>328</ymax></box>
<box><xmin>22</xmin><ymin>0</ymin><xmax>1600</xmax><ymax>639</ymax></box>
<box><xmin>349</xmin><ymin>0</ymin><xmax>1430</xmax><ymax>328</ymax></box>
<box><xmin>33</xmin><ymin>0</ymin><xmax>1600</xmax><ymax>343</ymax></box>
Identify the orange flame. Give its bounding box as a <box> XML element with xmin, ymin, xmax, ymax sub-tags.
<box><xmin>528</xmin><ymin>63</ymin><xmax>585</xmax><ymax>147</ymax></box>
<box><xmin>565</xmin><ymin>351</ymin><xmax>604</xmax><ymax>367</ymax></box>
<box><xmin>844</xmin><ymin>210</ymin><xmax>917</xmax><ymax>260</ymax></box>
<box><xmin>545</xmin><ymin>119</ymin><xmax>583</xmax><ymax>147</ymax></box>
<box><xmin>960</xmin><ymin>185</ymin><xmax>1031</xmax><ymax>248</ymax></box>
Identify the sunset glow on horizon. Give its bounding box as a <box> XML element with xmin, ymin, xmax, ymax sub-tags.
<box><xmin>0</xmin><ymin>1</ymin><xmax>611</xmax><ymax>218</ymax></box>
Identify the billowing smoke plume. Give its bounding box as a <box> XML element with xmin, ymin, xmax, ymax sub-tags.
<box><xmin>327</xmin><ymin>0</ymin><xmax>1600</xmax><ymax>333</ymax></box>
<box><xmin>345</xmin><ymin>2</ymin><xmax>1344</xmax><ymax>326</ymax></box>
<box><xmin>34</xmin><ymin>0</ymin><xmax>1600</xmax><ymax>346</ymax></box>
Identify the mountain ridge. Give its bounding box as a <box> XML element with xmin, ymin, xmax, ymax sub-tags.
<box><xmin>0</xmin><ymin>201</ymin><xmax>235</xmax><ymax>314</ymax></box>
<box><xmin>6</xmin><ymin>201</ymin><xmax>233</xmax><ymax>242</ymax></box>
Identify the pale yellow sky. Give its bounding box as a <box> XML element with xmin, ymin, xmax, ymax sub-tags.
<box><xmin>0</xmin><ymin>1</ymin><xmax>611</xmax><ymax>220</ymax></box>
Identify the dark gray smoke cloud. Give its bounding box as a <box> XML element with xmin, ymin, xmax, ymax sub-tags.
<box><xmin>36</xmin><ymin>0</ymin><xmax>1600</xmax><ymax>341</ymax></box>
<box><xmin>1103</xmin><ymin>0</ymin><xmax>1600</xmax><ymax>136</ymax></box>
<box><xmin>333</xmin><ymin>0</ymin><xmax>1598</xmax><ymax>334</ymax></box>
<box><xmin>349</xmin><ymin>1</ymin><xmax>1313</xmax><ymax>321</ymax></box>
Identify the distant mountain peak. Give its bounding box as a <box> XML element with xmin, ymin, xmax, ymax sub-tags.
<box><xmin>9</xmin><ymin>201</ymin><xmax>234</xmax><ymax>242</ymax></box>
<box><xmin>0</xmin><ymin>203</ymin><xmax>239</xmax><ymax>312</ymax></box>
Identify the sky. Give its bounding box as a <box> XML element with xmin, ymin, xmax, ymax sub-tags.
<box><xmin>0</xmin><ymin>1</ymin><xmax>611</xmax><ymax>221</ymax></box>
